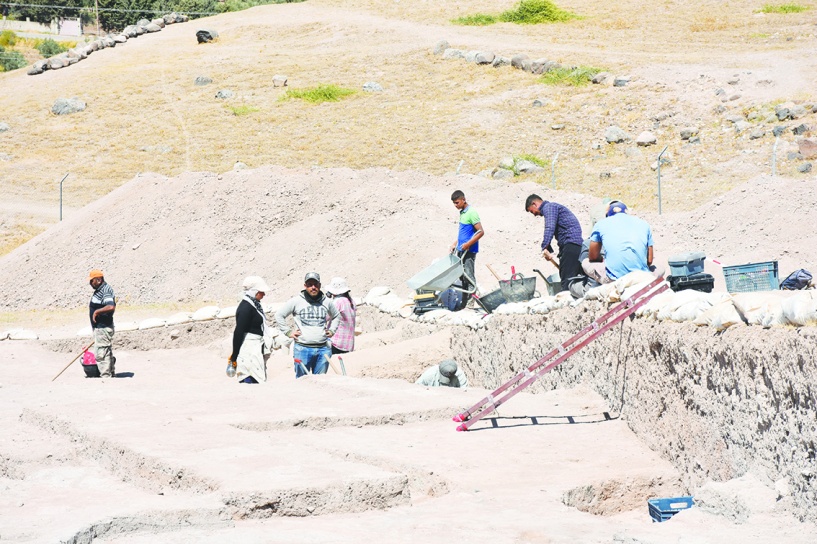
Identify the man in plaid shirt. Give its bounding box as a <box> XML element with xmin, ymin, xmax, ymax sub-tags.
<box><xmin>525</xmin><ymin>194</ymin><xmax>585</xmax><ymax>291</ymax></box>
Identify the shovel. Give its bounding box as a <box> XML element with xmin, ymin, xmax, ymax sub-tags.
<box><xmin>51</xmin><ymin>341</ymin><xmax>95</xmax><ymax>382</ymax></box>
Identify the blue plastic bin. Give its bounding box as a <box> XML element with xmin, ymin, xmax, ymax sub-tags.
<box><xmin>648</xmin><ymin>496</ymin><xmax>695</xmax><ymax>522</ymax></box>
<box><xmin>722</xmin><ymin>261</ymin><xmax>779</xmax><ymax>293</ymax></box>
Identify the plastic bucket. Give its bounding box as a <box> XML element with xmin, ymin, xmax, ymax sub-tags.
<box><xmin>474</xmin><ymin>288</ymin><xmax>506</xmax><ymax>313</ymax></box>
<box><xmin>499</xmin><ymin>274</ymin><xmax>537</xmax><ymax>303</ymax></box>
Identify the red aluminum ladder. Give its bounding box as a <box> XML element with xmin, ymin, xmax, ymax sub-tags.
<box><xmin>453</xmin><ymin>277</ymin><xmax>668</xmax><ymax>431</ymax></box>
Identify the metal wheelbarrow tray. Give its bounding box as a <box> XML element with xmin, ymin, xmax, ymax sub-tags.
<box><xmin>407</xmin><ymin>254</ymin><xmax>474</xmax><ymax>294</ymax></box>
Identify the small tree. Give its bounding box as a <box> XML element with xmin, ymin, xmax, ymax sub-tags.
<box><xmin>0</xmin><ymin>46</ymin><xmax>27</xmax><ymax>72</ymax></box>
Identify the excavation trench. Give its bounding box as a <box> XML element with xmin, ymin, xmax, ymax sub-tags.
<box><xmin>451</xmin><ymin>305</ymin><xmax>817</xmax><ymax>522</ymax></box>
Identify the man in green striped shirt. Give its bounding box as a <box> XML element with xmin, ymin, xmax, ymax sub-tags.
<box><xmin>449</xmin><ymin>190</ymin><xmax>484</xmax><ymax>310</ymax></box>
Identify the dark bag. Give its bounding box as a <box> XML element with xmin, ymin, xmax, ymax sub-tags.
<box><xmin>780</xmin><ymin>269</ymin><xmax>812</xmax><ymax>290</ymax></box>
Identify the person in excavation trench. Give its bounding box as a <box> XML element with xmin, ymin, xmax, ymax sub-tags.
<box><xmin>229</xmin><ymin>276</ymin><xmax>272</xmax><ymax>384</ymax></box>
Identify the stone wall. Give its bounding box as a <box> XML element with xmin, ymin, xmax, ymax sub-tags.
<box><xmin>451</xmin><ymin>303</ymin><xmax>817</xmax><ymax>521</ymax></box>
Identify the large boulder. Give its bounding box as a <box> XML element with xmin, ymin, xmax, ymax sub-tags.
<box><xmin>605</xmin><ymin>126</ymin><xmax>631</xmax><ymax>144</ymax></box>
<box><xmin>145</xmin><ymin>22</ymin><xmax>162</xmax><ymax>33</ymax></box>
<box><xmin>798</xmin><ymin>139</ymin><xmax>817</xmax><ymax>160</ymax></box>
<box><xmin>52</xmin><ymin>97</ymin><xmax>86</xmax><ymax>115</ymax></box>
<box><xmin>196</xmin><ymin>29</ymin><xmax>219</xmax><ymax>43</ymax></box>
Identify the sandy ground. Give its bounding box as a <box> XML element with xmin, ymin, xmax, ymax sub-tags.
<box><xmin>2</xmin><ymin>333</ymin><xmax>815</xmax><ymax>543</ymax></box>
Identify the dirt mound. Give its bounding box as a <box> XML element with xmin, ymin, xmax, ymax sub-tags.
<box><xmin>0</xmin><ymin>166</ymin><xmax>815</xmax><ymax>312</ymax></box>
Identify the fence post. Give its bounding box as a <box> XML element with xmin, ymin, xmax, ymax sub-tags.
<box><xmin>656</xmin><ymin>145</ymin><xmax>668</xmax><ymax>215</ymax></box>
<box><xmin>59</xmin><ymin>173</ymin><xmax>69</xmax><ymax>221</ymax></box>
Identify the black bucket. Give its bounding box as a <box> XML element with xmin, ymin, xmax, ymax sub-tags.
<box><xmin>499</xmin><ymin>274</ymin><xmax>537</xmax><ymax>303</ymax></box>
<box><xmin>83</xmin><ymin>364</ymin><xmax>100</xmax><ymax>378</ymax></box>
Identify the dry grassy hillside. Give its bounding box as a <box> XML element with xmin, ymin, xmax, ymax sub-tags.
<box><xmin>0</xmin><ymin>0</ymin><xmax>816</xmax><ymax>255</ymax></box>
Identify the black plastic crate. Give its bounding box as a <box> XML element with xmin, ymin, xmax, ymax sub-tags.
<box><xmin>668</xmin><ymin>273</ymin><xmax>714</xmax><ymax>293</ymax></box>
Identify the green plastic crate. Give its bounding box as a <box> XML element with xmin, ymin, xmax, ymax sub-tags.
<box><xmin>722</xmin><ymin>261</ymin><xmax>778</xmax><ymax>293</ymax></box>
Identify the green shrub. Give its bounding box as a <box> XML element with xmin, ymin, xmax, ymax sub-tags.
<box><xmin>498</xmin><ymin>0</ymin><xmax>578</xmax><ymax>24</ymax></box>
<box><xmin>0</xmin><ymin>30</ymin><xmax>17</xmax><ymax>47</ymax></box>
<box><xmin>760</xmin><ymin>3</ymin><xmax>808</xmax><ymax>13</ymax></box>
<box><xmin>36</xmin><ymin>38</ymin><xmax>67</xmax><ymax>58</ymax></box>
<box><xmin>515</xmin><ymin>154</ymin><xmax>547</xmax><ymax>167</ymax></box>
<box><xmin>282</xmin><ymin>84</ymin><xmax>356</xmax><ymax>104</ymax></box>
<box><xmin>228</xmin><ymin>104</ymin><xmax>259</xmax><ymax>116</ymax></box>
<box><xmin>540</xmin><ymin>66</ymin><xmax>601</xmax><ymax>86</ymax></box>
<box><xmin>452</xmin><ymin>13</ymin><xmax>497</xmax><ymax>26</ymax></box>
<box><xmin>0</xmin><ymin>49</ymin><xmax>27</xmax><ymax>72</ymax></box>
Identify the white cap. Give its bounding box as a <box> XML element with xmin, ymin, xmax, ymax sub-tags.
<box><xmin>242</xmin><ymin>276</ymin><xmax>271</xmax><ymax>293</ymax></box>
<box><xmin>326</xmin><ymin>277</ymin><xmax>350</xmax><ymax>295</ymax></box>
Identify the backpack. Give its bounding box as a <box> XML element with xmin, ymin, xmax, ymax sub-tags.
<box><xmin>780</xmin><ymin>269</ymin><xmax>813</xmax><ymax>290</ymax></box>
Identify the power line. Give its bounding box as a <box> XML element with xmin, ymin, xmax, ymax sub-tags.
<box><xmin>2</xmin><ymin>2</ymin><xmax>217</xmax><ymax>15</ymax></box>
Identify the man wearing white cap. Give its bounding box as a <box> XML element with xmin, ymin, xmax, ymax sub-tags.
<box><xmin>415</xmin><ymin>359</ymin><xmax>469</xmax><ymax>388</ymax></box>
<box><xmin>229</xmin><ymin>276</ymin><xmax>272</xmax><ymax>384</ymax></box>
<box><xmin>275</xmin><ymin>272</ymin><xmax>341</xmax><ymax>378</ymax></box>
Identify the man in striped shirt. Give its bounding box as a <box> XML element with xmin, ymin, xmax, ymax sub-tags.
<box><xmin>88</xmin><ymin>270</ymin><xmax>116</xmax><ymax>378</ymax></box>
<box><xmin>525</xmin><ymin>194</ymin><xmax>585</xmax><ymax>291</ymax></box>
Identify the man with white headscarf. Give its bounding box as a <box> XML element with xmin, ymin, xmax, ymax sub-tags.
<box><xmin>229</xmin><ymin>276</ymin><xmax>272</xmax><ymax>384</ymax></box>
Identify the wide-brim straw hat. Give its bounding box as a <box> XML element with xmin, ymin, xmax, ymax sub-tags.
<box><xmin>243</xmin><ymin>276</ymin><xmax>271</xmax><ymax>293</ymax></box>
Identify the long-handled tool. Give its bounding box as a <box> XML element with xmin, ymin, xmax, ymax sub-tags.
<box><xmin>51</xmin><ymin>341</ymin><xmax>95</xmax><ymax>382</ymax></box>
<box><xmin>323</xmin><ymin>354</ymin><xmax>342</xmax><ymax>375</ymax></box>
<box><xmin>294</xmin><ymin>358</ymin><xmax>309</xmax><ymax>376</ymax></box>
<box><xmin>337</xmin><ymin>356</ymin><xmax>347</xmax><ymax>376</ymax></box>
<box><xmin>486</xmin><ymin>264</ymin><xmax>503</xmax><ymax>282</ymax></box>
<box><xmin>542</xmin><ymin>249</ymin><xmax>560</xmax><ymax>270</ymax></box>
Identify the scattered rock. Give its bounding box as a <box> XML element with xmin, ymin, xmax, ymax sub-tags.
<box><xmin>756</xmin><ymin>79</ymin><xmax>774</xmax><ymax>87</ymax></box>
<box><xmin>772</xmin><ymin>126</ymin><xmax>788</xmax><ymax>137</ymax></box>
<box><xmin>680</xmin><ymin>127</ymin><xmax>699</xmax><ymax>140</ymax></box>
<box><xmin>442</xmin><ymin>48</ymin><xmax>464</xmax><ymax>60</ymax></box>
<box><xmin>624</xmin><ymin>147</ymin><xmax>642</xmax><ymax>158</ymax></box>
<box><xmin>51</xmin><ymin>97</ymin><xmax>86</xmax><ymax>115</ymax></box>
<box><xmin>475</xmin><ymin>52</ymin><xmax>495</xmax><ymax>65</ymax></box>
<box><xmin>234</xmin><ymin>162</ymin><xmax>247</xmax><ymax>170</ymax></box>
<box><xmin>272</xmin><ymin>75</ymin><xmax>288</xmax><ymax>88</ymax></box>
<box><xmin>792</xmin><ymin>124</ymin><xmax>809</xmax><ymax>135</ymax></box>
<box><xmin>798</xmin><ymin>138</ymin><xmax>817</xmax><ymax>159</ymax></box>
<box><xmin>433</xmin><ymin>40</ymin><xmax>449</xmax><ymax>55</ymax></box>
<box><xmin>613</xmin><ymin>76</ymin><xmax>630</xmax><ymax>87</ymax></box>
<box><xmin>491</xmin><ymin>56</ymin><xmax>510</xmax><ymax>68</ymax></box>
<box><xmin>592</xmin><ymin>72</ymin><xmax>610</xmax><ymax>84</ymax></box>
<box><xmin>636</xmin><ymin>131</ymin><xmax>657</xmax><ymax>147</ymax></box>
<box><xmin>139</xmin><ymin>145</ymin><xmax>172</xmax><ymax>154</ymax></box>
<box><xmin>715</xmin><ymin>88</ymin><xmax>725</xmax><ymax>96</ymax></box>
<box><xmin>748</xmin><ymin>129</ymin><xmax>766</xmax><ymax>140</ymax></box>
<box><xmin>532</xmin><ymin>99</ymin><xmax>545</xmax><ymax>107</ymax></box>
<box><xmin>790</xmin><ymin>105</ymin><xmax>807</xmax><ymax>119</ymax></box>
<box><xmin>498</xmin><ymin>156</ymin><xmax>515</xmax><ymax>170</ymax></box>
<box><xmin>688</xmin><ymin>135</ymin><xmax>701</xmax><ymax>144</ymax></box>
<box><xmin>798</xmin><ymin>163</ymin><xmax>813</xmax><ymax>173</ymax></box>
<box><xmin>0</xmin><ymin>123</ymin><xmax>9</xmax><ymax>132</ymax></box>
<box><xmin>787</xmin><ymin>152</ymin><xmax>803</xmax><ymax>161</ymax></box>
<box><xmin>196</xmin><ymin>29</ymin><xmax>219</xmax><ymax>43</ymax></box>
<box><xmin>363</xmin><ymin>82</ymin><xmax>384</xmax><ymax>92</ymax></box>
<box><xmin>727</xmin><ymin>76</ymin><xmax>740</xmax><ymax>85</ymax></box>
<box><xmin>145</xmin><ymin>23</ymin><xmax>162</xmax><ymax>33</ymax></box>
<box><xmin>733</xmin><ymin>120</ymin><xmax>750</xmax><ymax>133</ymax></box>
<box><xmin>48</xmin><ymin>57</ymin><xmax>66</xmax><ymax>70</ymax></box>
<box><xmin>195</xmin><ymin>76</ymin><xmax>212</xmax><ymax>86</ymax></box>
<box><xmin>464</xmin><ymin>50</ymin><xmax>479</xmax><ymax>63</ymax></box>
<box><xmin>515</xmin><ymin>160</ymin><xmax>545</xmax><ymax>174</ymax></box>
<box><xmin>605</xmin><ymin>126</ymin><xmax>631</xmax><ymax>144</ymax></box>
<box><xmin>492</xmin><ymin>168</ymin><xmax>514</xmax><ymax>180</ymax></box>
<box><xmin>215</xmin><ymin>90</ymin><xmax>234</xmax><ymax>99</ymax></box>
<box><xmin>551</xmin><ymin>124</ymin><xmax>565</xmax><ymax>130</ymax></box>
<box><xmin>725</xmin><ymin>114</ymin><xmax>744</xmax><ymax>124</ymax></box>
<box><xmin>599</xmin><ymin>172</ymin><xmax>611</xmax><ymax>179</ymax></box>
<box><xmin>728</xmin><ymin>94</ymin><xmax>741</xmax><ymax>101</ymax></box>
<box><xmin>511</xmin><ymin>54</ymin><xmax>530</xmax><ymax>71</ymax></box>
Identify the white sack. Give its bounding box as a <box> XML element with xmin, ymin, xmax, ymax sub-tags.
<box><xmin>693</xmin><ymin>300</ymin><xmax>745</xmax><ymax>331</ymax></box>
<box><xmin>192</xmin><ymin>306</ymin><xmax>220</xmax><ymax>321</ymax></box>
<box><xmin>138</xmin><ymin>318</ymin><xmax>166</xmax><ymax>330</ymax></box>
<box><xmin>782</xmin><ymin>291</ymin><xmax>817</xmax><ymax>326</ymax></box>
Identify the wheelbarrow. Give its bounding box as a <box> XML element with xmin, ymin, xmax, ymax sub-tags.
<box><xmin>407</xmin><ymin>253</ymin><xmax>476</xmax><ymax>295</ymax></box>
<box><xmin>533</xmin><ymin>268</ymin><xmax>563</xmax><ymax>296</ymax></box>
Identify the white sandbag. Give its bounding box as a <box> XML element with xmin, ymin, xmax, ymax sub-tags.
<box><xmin>529</xmin><ymin>296</ymin><xmax>559</xmax><ymax>314</ymax></box>
<box><xmin>782</xmin><ymin>291</ymin><xmax>817</xmax><ymax>326</ymax></box>
<box><xmin>262</xmin><ymin>301</ymin><xmax>282</xmax><ymax>315</ymax></box>
<box><xmin>398</xmin><ymin>305</ymin><xmax>414</xmax><ymax>319</ymax></box>
<box><xmin>584</xmin><ymin>283</ymin><xmax>616</xmax><ymax>301</ymax></box>
<box><xmin>376</xmin><ymin>293</ymin><xmax>410</xmax><ymax>315</ymax></box>
<box><xmin>670</xmin><ymin>299</ymin><xmax>714</xmax><ymax>323</ymax></box>
<box><xmin>494</xmin><ymin>302</ymin><xmax>529</xmax><ymax>315</ymax></box>
<box><xmin>138</xmin><ymin>318</ymin><xmax>166</xmax><ymax>330</ymax></box>
<box><xmin>456</xmin><ymin>312</ymin><xmax>485</xmax><ymax>329</ymax></box>
<box><xmin>732</xmin><ymin>292</ymin><xmax>781</xmax><ymax>326</ymax></box>
<box><xmin>8</xmin><ymin>329</ymin><xmax>39</xmax><ymax>340</ymax></box>
<box><xmin>0</xmin><ymin>330</ymin><xmax>9</xmax><ymax>340</ymax></box>
<box><xmin>616</xmin><ymin>280</ymin><xmax>657</xmax><ymax>303</ymax></box>
<box><xmin>759</xmin><ymin>299</ymin><xmax>786</xmax><ymax>328</ymax></box>
<box><xmin>635</xmin><ymin>290</ymin><xmax>675</xmax><ymax>318</ymax></box>
<box><xmin>192</xmin><ymin>306</ymin><xmax>220</xmax><ymax>321</ymax></box>
<box><xmin>117</xmin><ymin>321</ymin><xmax>139</xmax><ymax>331</ymax></box>
<box><xmin>364</xmin><ymin>286</ymin><xmax>391</xmax><ymax>305</ymax></box>
<box><xmin>419</xmin><ymin>308</ymin><xmax>452</xmax><ymax>323</ymax></box>
<box><xmin>216</xmin><ymin>306</ymin><xmax>237</xmax><ymax>319</ymax></box>
<box><xmin>693</xmin><ymin>300</ymin><xmax>744</xmax><ymax>331</ymax></box>
<box><xmin>614</xmin><ymin>270</ymin><xmax>656</xmax><ymax>291</ymax></box>
<box><xmin>656</xmin><ymin>290</ymin><xmax>710</xmax><ymax>321</ymax></box>
<box><xmin>166</xmin><ymin>312</ymin><xmax>192</xmax><ymax>325</ymax></box>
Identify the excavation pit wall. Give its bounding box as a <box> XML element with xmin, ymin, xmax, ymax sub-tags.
<box><xmin>451</xmin><ymin>303</ymin><xmax>817</xmax><ymax>522</ymax></box>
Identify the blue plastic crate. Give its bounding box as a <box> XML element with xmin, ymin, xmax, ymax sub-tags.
<box><xmin>648</xmin><ymin>496</ymin><xmax>695</xmax><ymax>523</ymax></box>
<box><xmin>722</xmin><ymin>261</ymin><xmax>778</xmax><ymax>293</ymax></box>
